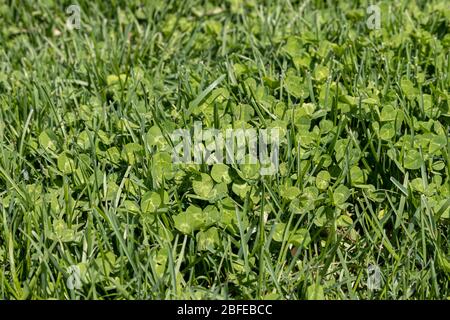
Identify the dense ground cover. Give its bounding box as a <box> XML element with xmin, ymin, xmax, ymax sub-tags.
<box><xmin>0</xmin><ymin>0</ymin><xmax>449</xmax><ymax>299</ymax></box>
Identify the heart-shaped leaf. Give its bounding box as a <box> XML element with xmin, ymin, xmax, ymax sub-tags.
<box><xmin>57</xmin><ymin>152</ymin><xmax>76</xmax><ymax>174</ymax></box>
<box><xmin>211</xmin><ymin>164</ymin><xmax>232</xmax><ymax>184</ymax></box>
<box><xmin>316</xmin><ymin>171</ymin><xmax>331</xmax><ymax>190</ymax></box>
<box><xmin>333</xmin><ymin>185</ymin><xmax>350</xmax><ymax>206</ymax></box>
<box><xmin>281</xmin><ymin>186</ymin><xmax>300</xmax><ymax>201</ymax></box>
<box><xmin>196</xmin><ymin>227</ymin><xmax>220</xmax><ymax>251</ymax></box>
<box><xmin>284</xmin><ymin>74</ymin><xmax>308</xmax><ymax>99</ymax></box>
<box><xmin>141</xmin><ymin>191</ymin><xmax>161</xmax><ymax>213</ymax></box>
<box><xmin>380</xmin><ymin>123</ymin><xmax>395</xmax><ymax>141</ymax></box>
<box><xmin>192</xmin><ymin>173</ymin><xmax>214</xmax><ymax>198</ymax></box>
<box><xmin>404</xmin><ymin>149</ymin><xmax>422</xmax><ymax>170</ymax></box>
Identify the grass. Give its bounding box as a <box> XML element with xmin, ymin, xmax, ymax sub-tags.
<box><xmin>0</xmin><ymin>0</ymin><xmax>449</xmax><ymax>300</ymax></box>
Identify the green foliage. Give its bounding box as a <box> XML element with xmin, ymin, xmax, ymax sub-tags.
<box><xmin>0</xmin><ymin>0</ymin><xmax>448</xmax><ymax>300</ymax></box>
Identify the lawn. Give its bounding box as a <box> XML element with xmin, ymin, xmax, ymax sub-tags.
<box><xmin>0</xmin><ymin>0</ymin><xmax>449</xmax><ymax>299</ymax></box>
